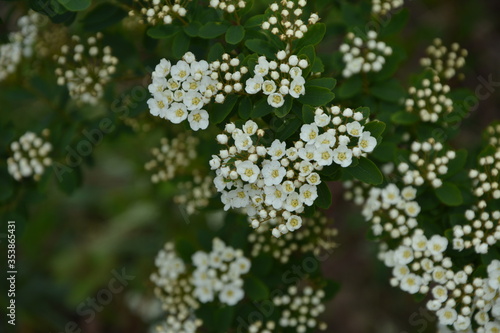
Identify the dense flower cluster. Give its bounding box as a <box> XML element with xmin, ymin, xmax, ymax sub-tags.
<box><xmin>148</xmin><ymin>52</ymin><xmax>219</xmax><ymax>131</ymax></box>
<box><xmin>152</xmin><ymin>238</ymin><xmax>251</xmax><ymax>332</ymax></box>
<box><xmin>248</xmin><ymin>211</ymin><xmax>337</xmax><ymax>263</ymax></box>
<box><xmin>361</xmin><ymin>183</ymin><xmax>421</xmax><ymax>239</ymax></box>
<box><xmin>144</xmin><ymin>134</ymin><xmax>199</xmax><ymax>183</ymax></box>
<box><xmin>191</xmin><ymin>238</ymin><xmax>251</xmax><ymax>305</ymax></box>
<box><xmin>0</xmin><ymin>11</ymin><xmax>43</xmax><ymax>81</ymax></box>
<box><xmin>128</xmin><ymin>0</ymin><xmax>190</xmax><ymax>25</ymax></box>
<box><xmin>245</xmin><ymin>52</ymin><xmax>308</xmax><ymax>108</ymax></box>
<box><xmin>211</xmin><ymin>54</ymin><xmax>248</xmax><ymax>102</ymax></box>
<box><xmin>261</xmin><ymin>0</ymin><xmax>319</xmax><ymax>41</ymax></box>
<box><xmin>7</xmin><ymin>130</ymin><xmax>52</xmax><ymax>182</ymax></box>
<box><xmin>405</xmin><ymin>75</ymin><xmax>453</xmax><ymax>123</ymax></box>
<box><xmin>340</xmin><ymin>30</ymin><xmax>392</xmax><ymax>78</ymax></box>
<box><xmin>54</xmin><ymin>33</ymin><xmax>118</xmax><ymax>105</ymax></box>
<box><xmin>372</xmin><ymin>0</ymin><xmax>404</xmax><ymax>15</ymax></box>
<box><xmin>420</xmin><ymin>38</ymin><xmax>467</xmax><ymax>80</ymax></box>
<box><xmin>151</xmin><ymin>243</ymin><xmax>201</xmax><ymax>333</ymax></box>
<box><xmin>396</xmin><ymin>139</ymin><xmax>457</xmax><ymax>189</ymax></box>
<box><xmin>174</xmin><ymin>172</ymin><xmax>215</xmax><ymax>215</ymax></box>
<box><xmin>211</xmin><ymin>107</ymin><xmax>377</xmax><ymax>237</ymax></box>
<box><xmin>209</xmin><ymin>0</ymin><xmax>247</xmax><ymax>13</ymax></box>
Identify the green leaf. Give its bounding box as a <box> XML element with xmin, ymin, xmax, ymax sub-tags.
<box><xmin>245</xmin><ymin>39</ymin><xmax>277</xmax><ymax>59</ymax></box>
<box><xmin>244</xmin><ymin>276</ymin><xmax>270</xmax><ymax>301</ymax></box>
<box><xmin>172</xmin><ymin>31</ymin><xmax>191</xmax><ymax>59</ymax></box>
<box><xmin>225</xmin><ymin>25</ymin><xmax>245</xmax><ymax>44</ymax></box>
<box><xmin>57</xmin><ymin>166</ymin><xmax>81</xmax><ymax>195</ymax></box>
<box><xmin>379</xmin><ymin>9</ymin><xmax>409</xmax><ymax>38</ymax></box>
<box><xmin>316</xmin><ymin>181</ymin><xmax>332</xmax><ymax>209</ymax></box>
<box><xmin>208</xmin><ymin>43</ymin><xmax>225</xmax><ymax>62</ymax></box>
<box><xmin>370</xmin><ymin>78</ymin><xmax>405</xmax><ymax>102</ymax></box>
<box><xmin>81</xmin><ymin>3</ymin><xmax>127</xmax><ymax>31</ymax></box>
<box><xmin>346</xmin><ymin>157</ymin><xmax>383</xmax><ymax>185</ymax></box>
<box><xmin>337</xmin><ymin>75</ymin><xmax>363</xmax><ymax>99</ymax></box>
<box><xmin>302</xmin><ymin>105</ymin><xmax>315</xmax><ymax>123</ymax></box>
<box><xmin>372</xmin><ymin>142</ymin><xmax>397</xmax><ymax>162</ymax></box>
<box><xmin>295</xmin><ymin>23</ymin><xmax>326</xmax><ymax>50</ymax></box>
<box><xmin>57</xmin><ymin>0</ymin><xmax>91</xmax><ymax>11</ymax></box>
<box><xmin>147</xmin><ymin>25</ymin><xmax>179</xmax><ymax>39</ymax></box>
<box><xmin>183</xmin><ymin>21</ymin><xmax>202</xmax><ymax>37</ymax></box>
<box><xmin>276</xmin><ymin>117</ymin><xmax>302</xmax><ymax>140</ymax></box>
<box><xmin>298</xmin><ymin>86</ymin><xmax>335</xmax><ymax>106</ymax></box>
<box><xmin>274</xmin><ymin>96</ymin><xmax>293</xmax><ymax>118</ymax></box>
<box><xmin>391</xmin><ymin>111</ymin><xmax>419</xmax><ymax>125</ymax></box>
<box><xmin>250</xmin><ymin>254</ymin><xmax>273</xmax><ymax>277</ymax></box>
<box><xmin>244</xmin><ymin>14</ymin><xmax>265</xmax><ymax>28</ymax></box>
<box><xmin>363</xmin><ymin>120</ymin><xmax>386</xmax><ymax>138</ymax></box>
<box><xmin>175</xmin><ymin>238</ymin><xmax>197</xmax><ymax>263</ymax></box>
<box><xmin>211</xmin><ymin>95</ymin><xmax>239</xmax><ymax>124</ymax></box>
<box><xmin>435</xmin><ymin>182</ymin><xmax>463</xmax><ymax>206</ymax></box>
<box><xmin>238</xmin><ymin>96</ymin><xmax>253</xmax><ymax>120</ymax></box>
<box><xmin>215</xmin><ymin>306</ymin><xmax>235</xmax><ymax>333</ymax></box>
<box><xmin>443</xmin><ymin>149</ymin><xmax>468</xmax><ymax>178</ymax></box>
<box><xmin>307</xmin><ymin>78</ymin><xmax>337</xmax><ymax>90</ymax></box>
<box><xmin>251</xmin><ymin>99</ymin><xmax>273</xmax><ymax>118</ymax></box>
<box><xmin>199</xmin><ymin>22</ymin><xmax>228</xmax><ymax>39</ymax></box>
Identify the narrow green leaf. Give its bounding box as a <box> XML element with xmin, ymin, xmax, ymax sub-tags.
<box><xmin>172</xmin><ymin>31</ymin><xmax>191</xmax><ymax>59</ymax></box>
<box><xmin>302</xmin><ymin>105</ymin><xmax>315</xmax><ymax>123</ymax></box>
<box><xmin>208</xmin><ymin>43</ymin><xmax>225</xmax><ymax>62</ymax></box>
<box><xmin>147</xmin><ymin>25</ymin><xmax>179</xmax><ymax>39</ymax></box>
<box><xmin>363</xmin><ymin>120</ymin><xmax>386</xmax><ymax>138</ymax></box>
<box><xmin>307</xmin><ymin>78</ymin><xmax>337</xmax><ymax>90</ymax></box>
<box><xmin>238</xmin><ymin>96</ymin><xmax>253</xmax><ymax>120</ymax></box>
<box><xmin>298</xmin><ymin>86</ymin><xmax>335</xmax><ymax>107</ymax></box>
<box><xmin>225</xmin><ymin>25</ymin><xmax>245</xmax><ymax>45</ymax></box>
<box><xmin>345</xmin><ymin>157</ymin><xmax>383</xmax><ymax>185</ymax></box>
<box><xmin>316</xmin><ymin>181</ymin><xmax>332</xmax><ymax>209</ymax></box>
<box><xmin>211</xmin><ymin>95</ymin><xmax>239</xmax><ymax>124</ymax></box>
<box><xmin>435</xmin><ymin>183</ymin><xmax>463</xmax><ymax>206</ymax></box>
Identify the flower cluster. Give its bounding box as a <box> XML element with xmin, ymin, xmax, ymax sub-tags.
<box><xmin>372</xmin><ymin>0</ymin><xmax>404</xmax><ymax>15</ymax></box>
<box><xmin>209</xmin><ymin>0</ymin><xmax>247</xmax><ymax>13</ymax></box>
<box><xmin>152</xmin><ymin>238</ymin><xmax>251</xmax><ymax>332</ymax></box>
<box><xmin>148</xmin><ymin>52</ymin><xmax>219</xmax><ymax>131</ymax></box>
<box><xmin>340</xmin><ymin>30</ymin><xmax>392</xmax><ymax>78</ymax></box>
<box><xmin>191</xmin><ymin>238</ymin><xmax>251</xmax><ymax>305</ymax></box>
<box><xmin>151</xmin><ymin>243</ymin><xmax>201</xmax><ymax>333</ymax></box>
<box><xmin>7</xmin><ymin>130</ymin><xmax>52</xmax><ymax>182</ymax></box>
<box><xmin>272</xmin><ymin>285</ymin><xmax>328</xmax><ymax>332</ymax></box>
<box><xmin>211</xmin><ymin>54</ymin><xmax>248</xmax><ymax>102</ymax></box>
<box><xmin>245</xmin><ymin>52</ymin><xmax>308</xmax><ymax>108</ymax></box>
<box><xmin>420</xmin><ymin>38</ymin><xmax>467</xmax><ymax>80</ymax></box>
<box><xmin>174</xmin><ymin>172</ymin><xmax>215</xmax><ymax>215</ymax></box>
<box><xmin>361</xmin><ymin>183</ymin><xmax>421</xmax><ymax>239</ymax></box>
<box><xmin>396</xmin><ymin>139</ymin><xmax>457</xmax><ymax>188</ymax></box>
<box><xmin>405</xmin><ymin>75</ymin><xmax>453</xmax><ymax>123</ymax></box>
<box><xmin>212</xmin><ymin>107</ymin><xmax>377</xmax><ymax>237</ymax></box>
<box><xmin>485</xmin><ymin>122</ymin><xmax>500</xmax><ymax>148</ymax></box>
<box><xmin>54</xmin><ymin>33</ymin><xmax>118</xmax><ymax>105</ymax></box>
<box><xmin>248</xmin><ymin>211</ymin><xmax>337</xmax><ymax>263</ymax></box>
<box><xmin>128</xmin><ymin>0</ymin><xmax>190</xmax><ymax>25</ymax></box>
<box><xmin>262</xmin><ymin>0</ymin><xmax>320</xmax><ymax>41</ymax></box>
<box><xmin>0</xmin><ymin>11</ymin><xmax>43</xmax><ymax>81</ymax></box>
<box><xmin>144</xmin><ymin>134</ymin><xmax>199</xmax><ymax>183</ymax></box>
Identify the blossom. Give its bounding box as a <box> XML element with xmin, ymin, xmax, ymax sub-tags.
<box><xmin>236</xmin><ymin>161</ymin><xmax>260</xmax><ymax>183</ymax></box>
<box><xmin>358</xmin><ymin>132</ymin><xmax>377</xmax><ymax>152</ymax></box>
<box><xmin>262</xmin><ymin>160</ymin><xmax>286</xmax><ymax>186</ymax></box>
<box><xmin>188</xmin><ymin>109</ymin><xmax>209</xmax><ymax>131</ymax></box>
<box><xmin>332</xmin><ymin>145</ymin><xmax>353</xmax><ymax>167</ymax></box>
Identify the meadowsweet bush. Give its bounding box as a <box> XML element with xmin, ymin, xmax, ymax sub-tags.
<box><xmin>1</xmin><ymin>0</ymin><xmax>499</xmax><ymax>332</ymax></box>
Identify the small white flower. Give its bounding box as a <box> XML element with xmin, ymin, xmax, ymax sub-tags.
<box><xmin>437</xmin><ymin>307</ymin><xmax>457</xmax><ymax>326</ymax></box>
<box><xmin>315</xmin><ymin>146</ymin><xmax>334</xmax><ymax>166</ymax></box>
<box><xmin>234</xmin><ymin>133</ymin><xmax>253</xmax><ymax>151</ymax></box>
<box><xmin>219</xmin><ymin>284</ymin><xmax>244</xmax><ymax>305</ymax></box>
<box><xmin>358</xmin><ymin>132</ymin><xmax>377</xmax><ymax>152</ymax></box>
<box><xmin>262</xmin><ymin>80</ymin><xmax>277</xmax><ymax>95</ymax></box>
<box><xmin>286</xmin><ymin>215</ymin><xmax>303</xmax><ymax>231</ymax></box>
<box><xmin>166</xmin><ymin>102</ymin><xmax>188</xmax><ymax>123</ymax></box>
<box><xmin>299</xmin><ymin>184</ymin><xmax>318</xmax><ymax>206</ymax></box>
<box><xmin>427</xmin><ymin>235</ymin><xmax>448</xmax><ymax>256</ymax></box>
<box><xmin>267</xmin><ymin>140</ymin><xmax>286</xmax><ymax>160</ymax></box>
<box><xmin>332</xmin><ymin>145</ymin><xmax>353</xmax><ymax>167</ymax></box>
<box><xmin>264</xmin><ymin>185</ymin><xmax>287</xmax><ymax>209</ymax></box>
<box><xmin>315</xmin><ymin>132</ymin><xmax>336</xmax><ymax>148</ymax></box>
<box><xmin>242</xmin><ymin>120</ymin><xmax>258</xmax><ymax>135</ymax></box>
<box><xmin>268</xmin><ymin>93</ymin><xmax>285</xmax><ymax>107</ymax></box>
<box><xmin>284</xmin><ymin>192</ymin><xmax>303</xmax><ymax>212</ymax></box>
<box><xmin>394</xmin><ymin>246</ymin><xmax>414</xmax><ymax>265</ymax></box>
<box><xmin>300</xmin><ymin>124</ymin><xmax>319</xmax><ymax>144</ymax></box>
<box><xmin>400</xmin><ymin>273</ymin><xmax>422</xmax><ymax>294</ymax></box>
<box><xmin>170</xmin><ymin>60</ymin><xmax>190</xmax><ymax>81</ymax></box>
<box><xmin>188</xmin><ymin>109</ymin><xmax>209</xmax><ymax>131</ymax></box>
<box><xmin>289</xmin><ymin>77</ymin><xmax>306</xmax><ymax>98</ymax></box>
<box><xmin>346</xmin><ymin>121</ymin><xmax>363</xmax><ymax>137</ymax></box>
<box><xmin>236</xmin><ymin>161</ymin><xmax>260</xmax><ymax>183</ymax></box>
<box><xmin>404</xmin><ymin>201</ymin><xmax>421</xmax><ymax>217</ymax></box>
<box><xmin>262</xmin><ymin>160</ymin><xmax>286</xmax><ymax>186</ymax></box>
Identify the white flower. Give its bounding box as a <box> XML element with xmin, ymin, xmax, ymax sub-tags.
<box><xmin>286</xmin><ymin>215</ymin><xmax>302</xmax><ymax>231</ymax></box>
<box><xmin>170</xmin><ymin>60</ymin><xmax>190</xmax><ymax>81</ymax></box>
<box><xmin>194</xmin><ymin>284</ymin><xmax>215</xmax><ymax>303</ymax></box>
<box><xmin>381</xmin><ymin>184</ymin><xmax>400</xmax><ymax>204</ymax></box>
<box><xmin>236</xmin><ymin>161</ymin><xmax>260</xmax><ymax>183</ymax></box>
<box><xmin>284</xmin><ymin>192</ymin><xmax>303</xmax><ymax>212</ymax></box>
<box><xmin>400</xmin><ymin>273</ymin><xmax>422</xmax><ymax>294</ymax></box>
<box><xmin>262</xmin><ymin>80</ymin><xmax>277</xmax><ymax>95</ymax></box>
<box><xmin>219</xmin><ymin>284</ymin><xmax>244</xmax><ymax>305</ymax></box>
<box><xmin>183</xmin><ymin>91</ymin><xmax>204</xmax><ymax>110</ymax></box>
<box><xmin>289</xmin><ymin>77</ymin><xmax>306</xmax><ymax>98</ymax></box>
<box><xmin>192</xmin><ymin>251</ymin><xmax>210</xmax><ymax>269</ymax></box>
<box><xmin>147</xmin><ymin>96</ymin><xmax>169</xmax><ymax>118</ymax></box>
<box><xmin>188</xmin><ymin>109</ymin><xmax>209</xmax><ymax>131</ymax></box>
<box><xmin>299</xmin><ymin>184</ymin><xmax>318</xmax><ymax>206</ymax></box>
<box><xmin>394</xmin><ymin>246</ymin><xmax>414</xmax><ymax>265</ymax></box>
<box><xmin>314</xmin><ymin>113</ymin><xmax>331</xmax><ymax>127</ymax></box>
<box><xmin>346</xmin><ymin>121</ymin><xmax>363</xmax><ymax>137</ymax></box>
<box><xmin>230</xmin><ymin>257</ymin><xmax>251</xmax><ymax>275</ymax></box>
<box><xmin>315</xmin><ymin>132</ymin><xmax>336</xmax><ymax>147</ymax></box>
<box><xmin>300</xmin><ymin>124</ymin><xmax>319</xmax><ymax>144</ymax></box>
<box><xmin>166</xmin><ymin>102</ymin><xmax>188</xmax><ymax>123</ymax></box>
<box><xmin>306</xmin><ymin>172</ymin><xmax>321</xmax><ymax>185</ymax></box>
<box><xmin>453</xmin><ymin>315</ymin><xmax>471</xmax><ymax>331</ymax></box>
<box><xmin>358</xmin><ymin>132</ymin><xmax>377</xmax><ymax>152</ymax></box>
<box><xmin>242</xmin><ymin>120</ymin><xmax>258</xmax><ymax>135</ymax></box>
<box><xmin>427</xmin><ymin>235</ymin><xmax>448</xmax><ymax>256</ymax></box>
<box><xmin>190</xmin><ymin>60</ymin><xmax>210</xmax><ymax>79</ymax></box>
<box><xmin>153</xmin><ymin>58</ymin><xmax>172</xmax><ymax>77</ymax></box>
<box><xmin>245</xmin><ymin>76</ymin><xmax>264</xmax><ymax>94</ymax></box>
<box><xmin>268</xmin><ymin>93</ymin><xmax>285</xmax><ymax>107</ymax></box>
<box><xmin>315</xmin><ymin>146</ymin><xmax>334</xmax><ymax>166</ymax></box>
<box><xmin>264</xmin><ymin>185</ymin><xmax>287</xmax><ymax>209</ymax></box>
<box><xmin>254</xmin><ymin>57</ymin><xmax>270</xmax><ymax>76</ymax></box>
<box><xmin>402</xmin><ymin>186</ymin><xmax>417</xmax><ymax>200</ymax></box>
<box><xmin>262</xmin><ymin>160</ymin><xmax>286</xmax><ymax>186</ymax></box>
<box><xmin>234</xmin><ymin>133</ymin><xmax>253</xmax><ymax>151</ymax></box>
<box><xmin>267</xmin><ymin>140</ymin><xmax>286</xmax><ymax>160</ymax></box>
<box><xmin>404</xmin><ymin>201</ymin><xmax>421</xmax><ymax>217</ymax></box>
<box><xmin>437</xmin><ymin>307</ymin><xmax>457</xmax><ymax>326</ymax></box>
<box><xmin>332</xmin><ymin>145</ymin><xmax>353</xmax><ymax>167</ymax></box>
<box><xmin>411</xmin><ymin>234</ymin><xmax>428</xmax><ymax>252</ymax></box>
<box><xmin>432</xmin><ymin>285</ymin><xmax>448</xmax><ymax>303</ymax></box>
